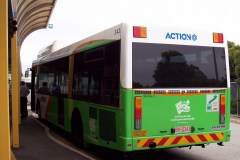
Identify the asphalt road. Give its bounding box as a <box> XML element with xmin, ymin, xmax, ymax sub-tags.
<box><xmin>50</xmin><ymin>122</ymin><xmax>240</xmax><ymax>160</ymax></box>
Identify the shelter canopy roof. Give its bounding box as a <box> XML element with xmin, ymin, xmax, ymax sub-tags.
<box><xmin>12</xmin><ymin>0</ymin><xmax>57</xmax><ymax>45</ymax></box>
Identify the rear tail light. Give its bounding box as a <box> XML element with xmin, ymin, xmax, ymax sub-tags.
<box><xmin>135</xmin><ymin>97</ymin><xmax>142</xmax><ymax>130</ymax></box>
<box><xmin>220</xmin><ymin>95</ymin><xmax>226</xmax><ymax>124</ymax></box>
<box><xmin>213</xmin><ymin>33</ymin><xmax>224</xmax><ymax>43</ymax></box>
<box><xmin>133</xmin><ymin>26</ymin><xmax>147</xmax><ymax>38</ymax></box>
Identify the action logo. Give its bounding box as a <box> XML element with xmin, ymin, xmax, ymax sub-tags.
<box><xmin>165</xmin><ymin>32</ymin><xmax>197</xmax><ymax>41</ymax></box>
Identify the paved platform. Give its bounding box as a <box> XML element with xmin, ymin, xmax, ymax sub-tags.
<box><xmin>11</xmin><ymin>113</ymin><xmax>91</xmax><ymax>160</ymax></box>
<box><xmin>230</xmin><ymin>114</ymin><xmax>240</xmax><ymax>124</ymax></box>
<box><xmin>11</xmin><ymin>111</ymin><xmax>240</xmax><ymax>160</ymax></box>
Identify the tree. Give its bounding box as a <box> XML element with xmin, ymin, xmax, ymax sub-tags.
<box><xmin>228</xmin><ymin>41</ymin><xmax>240</xmax><ymax>80</ymax></box>
<box><xmin>152</xmin><ymin>50</ymin><xmax>207</xmax><ymax>87</ymax></box>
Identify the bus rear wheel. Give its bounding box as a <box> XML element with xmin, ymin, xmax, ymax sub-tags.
<box><xmin>71</xmin><ymin>111</ymin><xmax>84</xmax><ymax>148</ymax></box>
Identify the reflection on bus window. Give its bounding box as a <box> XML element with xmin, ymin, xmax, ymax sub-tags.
<box><xmin>38</xmin><ymin>57</ymin><xmax>69</xmax><ymax>96</ymax></box>
<box><xmin>73</xmin><ymin>41</ymin><xmax>120</xmax><ymax>107</ymax></box>
<box><xmin>133</xmin><ymin>43</ymin><xmax>227</xmax><ymax>88</ymax></box>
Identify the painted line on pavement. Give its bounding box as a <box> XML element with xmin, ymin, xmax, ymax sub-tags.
<box><xmin>30</xmin><ymin>114</ymin><xmax>96</xmax><ymax>160</ymax></box>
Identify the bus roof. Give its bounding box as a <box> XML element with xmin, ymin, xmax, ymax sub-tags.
<box><xmin>32</xmin><ymin>23</ymin><xmax>122</xmax><ymax>67</ymax></box>
<box><xmin>32</xmin><ymin>22</ymin><xmax>227</xmax><ymax>67</ymax></box>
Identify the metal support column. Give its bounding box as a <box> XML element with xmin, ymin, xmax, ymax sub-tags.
<box><xmin>0</xmin><ymin>0</ymin><xmax>11</xmax><ymax>159</ymax></box>
<box><xmin>237</xmin><ymin>83</ymin><xmax>239</xmax><ymax>116</ymax></box>
<box><xmin>18</xmin><ymin>47</ymin><xmax>21</xmax><ymax>124</ymax></box>
<box><xmin>11</xmin><ymin>33</ymin><xmax>20</xmax><ymax>148</ymax></box>
<box><xmin>68</xmin><ymin>55</ymin><xmax>74</xmax><ymax>99</ymax></box>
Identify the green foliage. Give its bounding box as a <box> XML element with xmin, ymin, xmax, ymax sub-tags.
<box><xmin>228</xmin><ymin>41</ymin><xmax>240</xmax><ymax>80</ymax></box>
<box><xmin>234</xmin><ymin>50</ymin><xmax>240</xmax><ymax>65</ymax></box>
<box><xmin>235</xmin><ymin>65</ymin><xmax>240</xmax><ymax>78</ymax></box>
<box><xmin>228</xmin><ymin>41</ymin><xmax>235</xmax><ymax>50</ymax></box>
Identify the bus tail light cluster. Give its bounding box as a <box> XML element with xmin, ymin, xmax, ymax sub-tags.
<box><xmin>213</xmin><ymin>33</ymin><xmax>224</xmax><ymax>43</ymax></box>
<box><xmin>135</xmin><ymin>97</ymin><xmax>142</xmax><ymax>130</ymax></box>
<box><xmin>220</xmin><ymin>95</ymin><xmax>226</xmax><ymax>124</ymax></box>
<box><xmin>133</xmin><ymin>26</ymin><xmax>147</xmax><ymax>38</ymax></box>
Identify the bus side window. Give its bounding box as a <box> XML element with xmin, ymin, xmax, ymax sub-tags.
<box><xmin>73</xmin><ymin>40</ymin><xmax>120</xmax><ymax>107</ymax></box>
<box><xmin>102</xmin><ymin>41</ymin><xmax>120</xmax><ymax>107</ymax></box>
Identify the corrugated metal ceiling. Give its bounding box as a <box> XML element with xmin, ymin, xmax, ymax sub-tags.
<box><xmin>13</xmin><ymin>0</ymin><xmax>57</xmax><ymax>45</ymax></box>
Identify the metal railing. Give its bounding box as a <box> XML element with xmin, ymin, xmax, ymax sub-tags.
<box><xmin>231</xmin><ymin>82</ymin><xmax>240</xmax><ymax>116</ymax></box>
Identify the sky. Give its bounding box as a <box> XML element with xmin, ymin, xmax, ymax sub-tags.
<box><xmin>20</xmin><ymin>0</ymin><xmax>240</xmax><ymax>72</ymax></box>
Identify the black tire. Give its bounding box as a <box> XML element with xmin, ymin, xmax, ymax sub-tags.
<box><xmin>71</xmin><ymin>110</ymin><xmax>84</xmax><ymax>148</ymax></box>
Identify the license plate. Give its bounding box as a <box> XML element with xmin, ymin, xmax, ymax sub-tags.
<box><xmin>175</xmin><ymin>126</ymin><xmax>191</xmax><ymax>133</ymax></box>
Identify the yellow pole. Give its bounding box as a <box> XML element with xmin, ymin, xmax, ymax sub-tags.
<box><xmin>11</xmin><ymin>33</ymin><xmax>20</xmax><ymax>148</ymax></box>
<box><xmin>18</xmin><ymin>46</ymin><xmax>22</xmax><ymax>125</ymax></box>
<box><xmin>0</xmin><ymin>0</ymin><xmax>11</xmax><ymax>159</ymax></box>
<box><xmin>16</xmin><ymin>47</ymin><xmax>22</xmax><ymax>125</ymax></box>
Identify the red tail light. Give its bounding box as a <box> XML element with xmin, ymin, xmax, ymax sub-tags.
<box><xmin>220</xmin><ymin>95</ymin><xmax>226</xmax><ymax>114</ymax></box>
<box><xmin>133</xmin><ymin>26</ymin><xmax>147</xmax><ymax>38</ymax></box>
<box><xmin>220</xmin><ymin>95</ymin><xmax>226</xmax><ymax>124</ymax></box>
<box><xmin>135</xmin><ymin>97</ymin><xmax>142</xmax><ymax>130</ymax></box>
<box><xmin>135</xmin><ymin>97</ymin><xmax>142</xmax><ymax>119</ymax></box>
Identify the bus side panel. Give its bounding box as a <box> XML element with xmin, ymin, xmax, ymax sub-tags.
<box><xmin>225</xmin><ymin>88</ymin><xmax>231</xmax><ymax>142</ymax></box>
<box><xmin>51</xmin><ymin>89</ymin><xmax>134</xmax><ymax>152</ymax></box>
<box><xmin>64</xmin><ymin>99</ymin><xmax>123</xmax><ymax>151</ymax></box>
<box><xmin>61</xmin><ymin>87</ymin><xmax>135</xmax><ymax>152</ymax></box>
<box><xmin>46</xmin><ymin>96</ymin><xmax>58</xmax><ymax>124</ymax></box>
<box><xmin>117</xmin><ymin>88</ymin><xmax>134</xmax><ymax>151</ymax></box>
<box><xmin>64</xmin><ymin>99</ymin><xmax>74</xmax><ymax>133</ymax></box>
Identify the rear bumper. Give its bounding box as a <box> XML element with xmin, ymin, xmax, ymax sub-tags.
<box><xmin>132</xmin><ymin>130</ymin><xmax>231</xmax><ymax>150</ymax></box>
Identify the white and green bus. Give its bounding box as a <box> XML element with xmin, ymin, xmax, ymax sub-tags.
<box><xmin>32</xmin><ymin>23</ymin><xmax>230</xmax><ymax>152</ymax></box>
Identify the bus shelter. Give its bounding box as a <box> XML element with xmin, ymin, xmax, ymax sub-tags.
<box><xmin>0</xmin><ymin>0</ymin><xmax>57</xmax><ymax>159</ymax></box>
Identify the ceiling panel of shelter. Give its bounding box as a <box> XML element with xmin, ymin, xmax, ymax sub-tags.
<box><xmin>17</xmin><ymin>8</ymin><xmax>52</xmax><ymax>30</ymax></box>
<box><xmin>15</xmin><ymin>0</ymin><xmax>56</xmax><ymax>45</ymax></box>
<box><xmin>20</xmin><ymin>17</ymin><xmax>49</xmax><ymax>36</ymax></box>
<box><xmin>20</xmin><ymin>23</ymin><xmax>47</xmax><ymax>43</ymax></box>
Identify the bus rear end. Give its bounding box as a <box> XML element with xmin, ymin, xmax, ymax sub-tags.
<box><xmin>121</xmin><ymin>24</ymin><xmax>230</xmax><ymax>151</ymax></box>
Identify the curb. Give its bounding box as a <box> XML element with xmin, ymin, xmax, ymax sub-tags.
<box><xmin>230</xmin><ymin>114</ymin><xmax>240</xmax><ymax>124</ymax></box>
<box><xmin>230</xmin><ymin>119</ymin><xmax>240</xmax><ymax>124</ymax></box>
<box><xmin>30</xmin><ymin>113</ymin><xmax>96</xmax><ymax>160</ymax></box>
